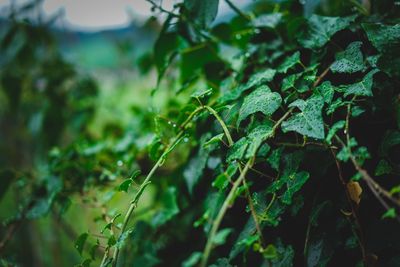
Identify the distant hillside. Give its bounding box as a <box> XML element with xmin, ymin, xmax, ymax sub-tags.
<box><xmin>54</xmin><ymin>20</ymin><xmax>160</xmax><ymax>70</ymax></box>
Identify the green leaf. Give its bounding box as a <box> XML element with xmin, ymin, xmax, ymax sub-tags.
<box><xmin>227</xmin><ymin>137</ymin><xmax>248</xmax><ymax>162</ymax></box>
<box><xmin>184</xmin><ymin>0</ymin><xmax>220</xmax><ymax>29</ymax></box>
<box><xmin>282</xmin><ymin>96</ymin><xmax>325</xmax><ymax>139</ymax></box>
<box><xmin>220</xmin><ymin>69</ymin><xmax>276</xmax><ymax>102</ymax></box>
<box><xmin>330</xmin><ymin>42</ymin><xmax>365</xmax><ymax>73</ymax></box>
<box><xmin>382</xmin><ymin>208</ymin><xmax>396</xmax><ymax>219</ymax></box>
<box><xmin>246</xmin><ymin>68</ymin><xmax>277</xmax><ymax>89</ymax></box>
<box><xmin>180</xmin><ymin>42</ymin><xmax>221</xmax><ymax>83</ymax></box>
<box><xmin>238</xmin><ymin>85</ymin><xmax>282</xmax><ymax>126</ymax></box>
<box><xmin>299</xmin><ymin>15</ymin><xmax>356</xmax><ymax>49</ymax></box>
<box><xmin>118</xmin><ymin>170</ymin><xmax>141</xmax><ymax>192</ymax></box>
<box><xmin>315</xmin><ymin>81</ymin><xmax>334</xmax><ymax>104</ymax></box>
<box><xmin>246</xmin><ymin>123</ymin><xmax>274</xmax><ymax>158</ymax></box>
<box><xmin>182</xmin><ymin>252</ymin><xmax>202</xmax><ymax>267</ymax></box>
<box><xmin>271</xmin><ymin>239</ymin><xmax>295</xmax><ymax>267</ymax></box>
<box><xmin>107</xmin><ymin>235</ymin><xmax>117</xmax><ymax>247</ymax></box>
<box><xmin>379</xmin><ymin>130</ymin><xmax>400</xmax><ymax>157</ymax></box>
<box><xmin>191</xmin><ymin>87</ymin><xmax>213</xmax><ymax>98</ymax></box>
<box><xmin>339</xmin><ymin>69</ymin><xmax>378</xmax><ymax>97</ymax></box>
<box><xmin>362</xmin><ymin>23</ymin><xmax>400</xmax><ymax>53</ymax></box>
<box><xmin>75</xmin><ymin>233</ymin><xmax>89</xmax><ymax>255</ymax></box>
<box><xmin>152</xmin><ymin>187</ymin><xmax>180</xmax><ymax>226</ymax></box>
<box><xmin>212</xmin><ymin>165</ymin><xmax>237</xmax><ymax>191</ymax></box>
<box><xmin>375</xmin><ymin>159</ymin><xmax>392</xmax><ymax>176</ymax></box>
<box><xmin>184</xmin><ymin>134</ymin><xmax>214</xmax><ymax>194</ymax></box>
<box><xmin>306</xmin><ymin>234</ymin><xmax>333</xmax><ymax>267</ymax></box>
<box><xmin>118</xmin><ymin>179</ymin><xmax>133</xmax><ymax>192</ymax></box>
<box><xmin>282</xmin><ymin>171</ymin><xmax>310</xmax><ymax>205</ymax></box>
<box><xmin>277</xmin><ymin>52</ymin><xmax>301</xmax><ymax>74</ymax></box>
<box><xmin>267</xmin><ymin>147</ymin><xmax>284</xmax><ymax>171</ymax></box>
<box><xmin>213</xmin><ymin>228</ymin><xmax>233</xmax><ymax>245</ymax></box>
<box><xmin>203</xmin><ymin>133</ymin><xmax>225</xmax><ymax>148</ymax></box>
<box><xmin>326</xmin><ymin>120</ymin><xmax>345</xmax><ymax>144</ymax></box>
<box><xmin>0</xmin><ymin>170</ymin><xmax>14</xmax><ymax>200</ymax></box>
<box><xmin>337</xmin><ymin>138</ymin><xmax>358</xmax><ymax>162</ymax></box>
<box><xmin>154</xmin><ymin>31</ymin><xmax>181</xmax><ymax>82</ymax></box>
<box><xmin>281</xmin><ymin>73</ymin><xmax>301</xmax><ymax>92</ymax></box>
<box><xmin>263</xmin><ymin>244</ymin><xmax>278</xmax><ymax>259</ymax></box>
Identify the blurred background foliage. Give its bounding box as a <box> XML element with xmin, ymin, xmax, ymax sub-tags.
<box><xmin>0</xmin><ymin>0</ymin><xmax>399</xmax><ymax>266</ymax></box>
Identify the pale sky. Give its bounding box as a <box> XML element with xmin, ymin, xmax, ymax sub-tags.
<box><xmin>0</xmin><ymin>0</ymin><xmax>249</xmax><ymax>31</ymax></box>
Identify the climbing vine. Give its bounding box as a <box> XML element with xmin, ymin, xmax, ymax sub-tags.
<box><xmin>1</xmin><ymin>0</ymin><xmax>400</xmax><ymax>266</ymax></box>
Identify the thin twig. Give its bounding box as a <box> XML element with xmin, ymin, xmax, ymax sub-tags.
<box><xmin>330</xmin><ymin>148</ymin><xmax>367</xmax><ymax>261</ymax></box>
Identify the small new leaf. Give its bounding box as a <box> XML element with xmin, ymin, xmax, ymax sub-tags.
<box><xmin>75</xmin><ymin>233</ymin><xmax>89</xmax><ymax>255</ymax></box>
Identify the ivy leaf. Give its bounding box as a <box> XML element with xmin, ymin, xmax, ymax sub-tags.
<box><xmin>299</xmin><ymin>15</ymin><xmax>356</xmax><ymax>49</ymax></box>
<box><xmin>306</xmin><ymin>233</ymin><xmax>333</xmax><ymax>267</ymax></box>
<box><xmin>281</xmin><ymin>73</ymin><xmax>301</xmax><ymax>92</ymax></box>
<box><xmin>118</xmin><ymin>170</ymin><xmax>141</xmax><ymax>192</ymax></box>
<box><xmin>191</xmin><ymin>87</ymin><xmax>213</xmax><ymax>98</ymax></box>
<box><xmin>339</xmin><ymin>69</ymin><xmax>378</xmax><ymax>97</ymax></box>
<box><xmin>326</xmin><ymin>120</ymin><xmax>345</xmax><ymax>144</ymax></box>
<box><xmin>154</xmin><ymin>31</ymin><xmax>181</xmax><ymax>82</ymax></box>
<box><xmin>382</xmin><ymin>208</ymin><xmax>396</xmax><ymax>219</ymax></box>
<box><xmin>182</xmin><ymin>252</ymin><xmax>202</xmax><ymax>267</ymax></box>
<box><xmin>118</xmin><ymin>179</ymin><xmax>133</xmax><ymax>192</ymax></box>
<box><xmin>375</xmin><ymin>159</ymin><xmax>392</xmax><ymax>176</ymax></box>
<box><xmin>203</xmin><ymin>133</ymin><xmax>224</xmax><ymax>148</ymax></box>
<box><xmin>152</xmin><ymin>187</ymin><xmax>179</xmax><ymax>226</ymax></box>
<box><xmin>180</xmin><ymin>42</ymin><xmax>221</xmax><ymax>83</ymax></box>
<box><xmin>270</xmin><ymin>239</ymin><xmax>295</xmax><ymax>266</ymax></box>
<box><xmin>213</xmin><ymin>228</ymin><xmax>233</xmax><ymax>245</ymax></box>
<box><xmin>227</xmin><ymin>137</ymin><xmax>248</xmax><ymax>162</ymax></box>
<box><xmin>282</xmin><ymin>171</ymin><xmax>310</xmax><ymax>205</ymax></box>
<box><xmin>245</xmin><ymin>69</ymin><xmax>276</xmax><ymax>91</ymax></box>
<box><xmin>267</xmin><ymin>147</ymin><xmax>284</xmax><ymax>171</ymax></box>
<box><xmin>277</xmin><ymin>51</ymin><xmax>301</xmax><ymax>74</ymax></box>
<box><xmin>184</xmin><ymin>0</ymin><xmax>220</xmax><ymax>29</ymax></box>
<box><xmin>238</xmin><ymin>85</ymin><xmax>282</xmax><ymax>126</ymax></box>
<box><xmin>246</xmin><ymin>123</ymin><xmax>274</xmax><ymax>158</ymax></box>
<box><xmin>213</xmin><ymin>165</ymin><xmax>237</xmax><ymax>191</ymax></box>
<box><xmin>184</xmin><ymin>134</ymin><xmax>214</xmax><ymax>194</ymax></box>
<box><xmin>315</xmin><ymin>81</ymin><xmax>334</xmax><ymax>104</ymax></box>
<box><xmin>282</xmin><ymin>96</ymin><xmax>325</xmax><ymax>139</ymax></box>
<box><xmin>220</xmin><ymin>69</ymin><xmax>276</xmax><ymax>102</ymax></box>
<box><xmin>362</xmin><ymin>23</ymin><xmax>400</xmax><ymax>53</ymax></box>
<box><xmin>330</xmin><ymin>42</ymin><xmax>366</xmax><ymax>73</ymax></box>
<box><xmin>379</xmin><ymin>130</ymin><xmax>400</xmax><ymax>157</ymax></box>
<box><xmin>75</xmin><ymin>233</ymin><xmax>89</xmax><ymax>255</ymax></box>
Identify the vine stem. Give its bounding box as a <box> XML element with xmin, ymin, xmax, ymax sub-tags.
<box><xmin>108</xmin><ymin>104</ymin><xmax>245</xmax><ymax>266</ymax></box>
<box><xmin>107</xmin><ymin>106</ymin><xmax>204</xmax><ymax>267</ymax></box>
<box><xmin>200</xmin><ymin>157</ymin><xmax>254</xmax><ymax>267</ymax></box>
<box><xmin>200</xmin><ymin>109</ymin><xmax>293</xmax><ymax>267</ymax></box>
<box><xmin>206</xmin><ymin>106</ymin><xmax>265</xmax><ymax>245</ymax></box>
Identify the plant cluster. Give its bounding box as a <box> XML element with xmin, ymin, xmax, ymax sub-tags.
<box><xmin>1</xmin><ymin>0</ymin><xmax>400</xmax><ymax>267</ymax></box>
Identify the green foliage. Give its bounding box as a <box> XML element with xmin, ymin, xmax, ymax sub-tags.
<box><xmin>2</xmin><ymin>0</ymin><xmax>400</xmax><ymax>267</ymax></box>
